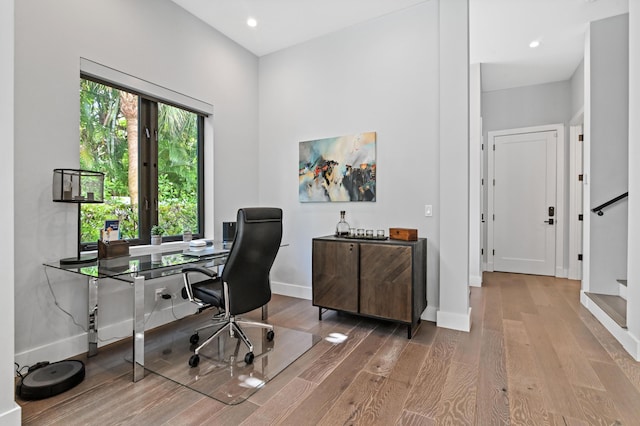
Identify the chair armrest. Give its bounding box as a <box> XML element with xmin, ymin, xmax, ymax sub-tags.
<box><xmin>182</xmin><ymin>266</ymin><xmax>218</xmax><ymax>306</ymax></box>
<box><xmin>182</xmin><ymin>265</ymin><xmax>218</xmax><ymax>278</ymax></box>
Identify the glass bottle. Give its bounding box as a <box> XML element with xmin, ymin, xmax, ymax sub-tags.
<box><xmin>335</xmin><ymin>210</ymin><xmax>350</xmax><ymax>237</ymax></box>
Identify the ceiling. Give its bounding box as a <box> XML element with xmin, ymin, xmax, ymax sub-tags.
<box><xmin>171</xmin><ymin>0</ymin><xmax>629</xmax><ymax>92</ymax></box>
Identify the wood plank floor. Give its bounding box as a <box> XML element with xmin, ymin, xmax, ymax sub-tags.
<box><xmin>18</xmin><ymin>272</ymin><xmax>640</xmax><ymax>425</ymax></box>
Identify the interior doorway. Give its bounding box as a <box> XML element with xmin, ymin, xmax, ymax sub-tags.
<box><xmin>487</xmin><ymin>124</ymin><xmax>565</xmax><ymax>277</ymax></box>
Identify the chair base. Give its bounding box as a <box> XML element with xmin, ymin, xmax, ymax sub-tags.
<box><xmin>189</xmin><ymin>316</ymin><xmax>274</xmax><ymax>367</ymax></box>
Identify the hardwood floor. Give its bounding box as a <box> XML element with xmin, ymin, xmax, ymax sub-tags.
<box><xmin>18</xmin><ymin>272</ymin><xmax>640</xmax><ymax>425</ymax></box>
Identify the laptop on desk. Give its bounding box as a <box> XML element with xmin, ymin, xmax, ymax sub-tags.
<box><xmin>183</xmin><ymin>246</ymin><xmax>230</xmax><ymax>258</ymax></box>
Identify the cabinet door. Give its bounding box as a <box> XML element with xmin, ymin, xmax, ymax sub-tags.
<box><xmin>359</xmin><ymin>243</ymin><xmax>412</xmax><ymax>322</ymax></box>
<box><xmin>312</xmin><ymin>240</ymin><xmax>359</xmax><ymax>313</ymax></box>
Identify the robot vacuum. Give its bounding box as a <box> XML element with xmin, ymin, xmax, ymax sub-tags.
<box><xmin>17</xmin><ymin>360</ymin><xmax>85</xmax><ymax>400</ymax></box>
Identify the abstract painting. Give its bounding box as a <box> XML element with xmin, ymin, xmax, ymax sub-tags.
<box><xmin>299</xmin><ymin>132</ymin><xmax>376</xmax><ymax>202</ymax></box>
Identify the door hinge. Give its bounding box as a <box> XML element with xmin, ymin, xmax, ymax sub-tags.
<box><xmin>481</xmin><ymin>248</ymin><xmax>484</xmax><ymax>255</ymax></box>
<box><xmin>482</xmin><ymin>143</ymin><xmax>484</xmax><ymax>151</ymax></box>
<box><xmin>578</xmin><ymin>174</ymin><xmax>583</xmax><ymax>181</ymax></box>
<box><xmin>481</xmin><ymin>178</ymin><xmax>484</xmax><ymax>186</ymax></box>
<box><xmin>154</xmin><ymin>129</ymin><xmax>158</xmax><ymax>142</ymax></box>
<box><xmin>493</xmin><ymin>249</ymin><xmax>495</xmax><ymax>256</ymax></box>
<box><xmin>493</xmin><ymin>179</ymin><xmax>496</xmax><ymax>186</ymax></box>
<box><xmin>493</xmin><ymin>214</ymin><xmax>495</xmax><ymax>221</ymax></box>
<box><xmin>493</xmin><ymin>144</ymin><xmax>496</xmax><ymax>151</ymax></box>
<box><xmin>578</xmin><ymin>214</ymin><xmax>583</xmax><ymax>221</ymax></box>
<box><xmin>578</xmin><ymin>254</ymin><xmax>583</xmax><ymax>261</ymax></box>
<box><xmin>579</xmin><ymin>134</ymin><xmax>583</xmax><ymax>142</ymax></box>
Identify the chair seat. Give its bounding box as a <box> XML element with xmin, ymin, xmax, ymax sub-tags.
<box><xmin>191</xmin><ymin>278</ymin><xmax>224</xmax><ymax>308</ymax></box>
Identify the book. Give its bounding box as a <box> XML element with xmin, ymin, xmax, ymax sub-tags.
<box><xmin>102</xmin><ymin>219</ymin><xmax>120</xmax><ymax>242</ymax></box>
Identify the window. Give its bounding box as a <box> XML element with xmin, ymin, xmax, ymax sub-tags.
<box><xmin>79</xmin><ymin>78</ymin><xmax>204</xmax><ymax>248</ymax></box>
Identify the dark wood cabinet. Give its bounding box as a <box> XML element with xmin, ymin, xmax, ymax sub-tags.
<box><xmin>312</xmin><ymin>235</ymin><xmax>427</xmax><ymax>338</ymax></box>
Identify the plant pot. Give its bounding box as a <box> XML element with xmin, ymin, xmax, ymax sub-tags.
<box><xmin>151</xmin><ymin>235</ymin><xmax>162</xmax><ymax>246</ymax></box>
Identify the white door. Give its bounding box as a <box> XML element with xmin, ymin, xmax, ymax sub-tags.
<box><xmin>492</xmin><ymin>130</ymin><xmax>557</xmax><ymax>275</ymax></box>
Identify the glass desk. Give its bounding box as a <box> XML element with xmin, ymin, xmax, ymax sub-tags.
<box><xmin>44</xmin><ymin>243</ymin><xmax>230</xmax><ymax>382</ymax></box>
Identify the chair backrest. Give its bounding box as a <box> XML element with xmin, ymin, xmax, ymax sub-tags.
<box><xmin>222</xmin><ymin>207</ymin><xmax>283</xmax><ymax>315</ymax></box>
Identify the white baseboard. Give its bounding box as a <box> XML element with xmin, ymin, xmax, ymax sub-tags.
<box><xmin>556</xmin><ymin>267</ymin><xmax>568</xmax><ymax>278</ymax></box>
<box><xmin>436</xmin><ymin>307</ymin><xmax>472</xmax><ymax>332</ymax></box>
<box><xmin>0</xmin><ymin>404</ymin><xmax>21</xmax><ymax>425</ymax></box>
<box><xmin>271</xmin><ymin>281</ymin><xmax>311</xmax><ymax>300</ymax></box>
<box><xmin>619</xmin><ymin>282</ymin><xmax>628</xmax><ymax>300</ymax></box>
<box><xmin>421</xmin><ymin>305</ymin><xmax>438</xmax><ymax>322</ymax></box>
<box><xmin>581</xmin><ymin>291</ymin><xmax>640</xmax><ymax>361</ymax></box>
<box><xmin>15</xmin><ymin>299</ymin><xmax>198</xmax><ymax>368</ymax></box>
<box><xmin>469</xmin><ymin>274</ymin><xmax>482</xmax><ymax>287</ymax></box>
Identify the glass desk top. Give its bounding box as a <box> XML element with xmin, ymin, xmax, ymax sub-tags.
<box><xmin>44</xmin><ymin>243</ymin><xmax>230</xmax><ymax>282</ymax></box>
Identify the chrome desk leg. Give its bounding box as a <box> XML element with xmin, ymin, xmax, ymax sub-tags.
<box><xmin>88</xmin><ymin>277</ymin><xmax>99</xmax><ymax>357</ymax></box>
<box><xmin>133</xmin><ymin>275</ymin><xmax>145</xmax><ymax>382</ymax></box>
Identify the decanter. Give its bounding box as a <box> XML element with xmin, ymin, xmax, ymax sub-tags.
<box><xmin>335</xmin><ymin>211</ymin><xmax>350</xmax><ymax>237</ymax></box>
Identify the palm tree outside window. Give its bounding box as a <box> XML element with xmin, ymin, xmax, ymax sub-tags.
<box><xmin>79</xmin><ymin>78</ymin><xmax>204</xmax><ymax>248</ymax></box>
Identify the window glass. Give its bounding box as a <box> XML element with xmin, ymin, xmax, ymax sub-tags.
<box><xmin>157</xmin><ymin>102</ymin><xmax>200</xmax><ymax>236</ymax></box>
<box><xmin>79</xmin><ymin>78</ymin><xmax>203</xmax><ymax>246</ymax></box>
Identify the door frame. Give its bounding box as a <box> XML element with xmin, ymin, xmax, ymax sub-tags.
<box><xmin>568</xmin><ymin>109</ymin><xmax>584</xmax><ymax>280</ymax></box>
<box><xmin>487</xmin><ymin>123</ymin><xmax>565</xmax><ymax>277</ymax></box>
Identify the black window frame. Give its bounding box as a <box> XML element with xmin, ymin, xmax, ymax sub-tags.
<box><xmin>79</xmin><ymin>75</ymin><xmax>205</xmax><ymax>250</ymax></box>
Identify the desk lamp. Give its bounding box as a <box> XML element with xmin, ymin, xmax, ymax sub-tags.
<box><xmin>52</xmin><ymin>168</ymin><xmax>105</xmax><ymax>264</ymax></box>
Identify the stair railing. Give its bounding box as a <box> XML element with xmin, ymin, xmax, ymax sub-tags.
<box><xmin>591</xmin><ymin>192</ymin><xmax>628</xmax><ymax>216</ymax></box>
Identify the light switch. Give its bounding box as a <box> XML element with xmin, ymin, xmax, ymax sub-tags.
<box><xmin>425</xmin><ymin>205</ymin><xmax>432</xmax><ymax>217</ymax></box>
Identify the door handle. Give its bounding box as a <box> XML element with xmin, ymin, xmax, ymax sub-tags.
<box><xmin>544</xmin><ymin>219</ymin><xmax>554</xmax><ymax>225</ymax></box>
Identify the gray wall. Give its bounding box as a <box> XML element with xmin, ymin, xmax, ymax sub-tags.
<box><xmin>1</xmin><ymin>0</ymin><xmax>20</xmax><ymax>423</ymax></box>
<box><xmin>571</xmin><ymin>59</ymin><xmax>585</xmax><ymax>118</ymax></box>
<box><xmin>589</xmin><ymin>14</ymin><xmax>629</xmax><ymax>293</ymax></box>
<box><xmin>14</xmin><ymin>0</ymin><xmax>260</xmax><ymax>364</ymax></box>
<box><xmin>626</xmin><ymin>1</ymin><xmax>640</xmax><ymax>347</ymax></box>
<box><xmin>259</xmin><ymin>2</ymin><xmax>442</xmax><ymax>315</ymax></box>
<box><xmin>481</xmin><ymin>80</ymin><xmax>573</xmax><ymax>272</ymax></box>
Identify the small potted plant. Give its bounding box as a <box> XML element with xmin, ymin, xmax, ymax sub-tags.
<box><xmin>150</xmin><ymin>225</ymin><xmax>165</xmax><ymax>246</ymax></box>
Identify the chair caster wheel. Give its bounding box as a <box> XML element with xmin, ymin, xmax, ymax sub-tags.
<box><xmin>190</xmin><ymin>333</ymin><xmax>200</xmax><ymax>345</ymax></box>
<box><xmin>244</xmin><ymin>352</ymin><xmax>254</xmax><ymax>364</ymax></box>
<box><xmin>189</xmin><ymin>354</ymin><xmax>200</xmax><ymax>368</ymax></box>
<box><xmin>266</xmin><ymin>330</ymin><xmax>275</xmax><ymax>341</ymax></box>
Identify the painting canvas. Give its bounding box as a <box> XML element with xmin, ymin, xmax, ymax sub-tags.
<box><xmin>299</xmin><ymin>132</ymin><xmax>376</xmax><ymax>202</ymax></box>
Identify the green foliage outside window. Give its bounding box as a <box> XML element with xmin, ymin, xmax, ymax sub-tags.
<box><xmin>79</xmin><ymin>79</ymin><xmax>199</xmax><ymax>244</ymax></box>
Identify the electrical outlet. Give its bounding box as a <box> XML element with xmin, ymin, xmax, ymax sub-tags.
<box><xmin>155</xmin><ymin>288</ymin><xmax>166</xmax><ymax>301</ymax></box>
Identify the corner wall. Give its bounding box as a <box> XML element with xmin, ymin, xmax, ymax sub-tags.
<box><xmin>588</xmin><ymin>14</ymin><xmax>629</xmax><ymax>294</ymax></box>
<box><xmin>627</xmin><ymin>0</ymin><xmax>640</xmax><ymax>356</ymax></box>
<box><xmin>1</xmin><ymin>0</ymin><xmax>21</xmax><ymax>422</ymax></box>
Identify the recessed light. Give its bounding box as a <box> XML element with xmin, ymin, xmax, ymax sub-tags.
<box><xmin>247</xmin><ymin>17</ymin><xmax>257</xmax><ymax>28</ymax></box>
<box><xmin>529</xmin><ymin>40</ymin><xmax>540</xmax><ymax>48</ymax></box>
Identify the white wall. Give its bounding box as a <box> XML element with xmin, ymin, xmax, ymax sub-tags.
<box><xmin>627</xmin><ymin>1</ymin><xmax>640</xmax><ymax>354</ymax></box>
<box><xmin>570</xmin><ymin>59</ymin><xmax>585</xmax><ymax>118</ymax></box>
<box><xmin>14</xmin><ymin>0</ymin><xmax>260</xmax><ymax>364</ymax></box>
<box><xmin>1</xmin><ymin>0</ymin><xmax>21</xmax><ymax>422</ymax></box>
<box><xmin>469</xmin><ymin>63</ymin><xmax>482</xmax><ymax>287</ymax></box>
<box><xmin>438</xmin><ymin>0</ymin><xmax>471</xmax><ymax>331</ymax></box>
<box><xmin>481</xmin><ymin>80</ymin><xmax>572</xmax><ymax>273</ymax></box>
<box><xmin>589</xmin><ymin>13</ymin><xmax>629</xmax><ymax>294</ymax></box>
<box><xmin>259</xmin><ymin>2</ymin><xmax>442</xmax><ymax>312</ymax></box>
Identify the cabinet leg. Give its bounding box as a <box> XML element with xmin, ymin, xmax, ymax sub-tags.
<box><xmin>319</xmin><ymin>307</ymin><xmax>323</xmax><ymax>321</ymax></box>
<box><xmin>407</xmin><ymin>324</ymin><xmax>412</xmax><ymax>339</ymax></box>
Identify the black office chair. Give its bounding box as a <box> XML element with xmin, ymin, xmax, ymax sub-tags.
<box><xmin>182</xmin><ymin>207</ymin><xmax>283</xmax><ymax>367</ymax></box>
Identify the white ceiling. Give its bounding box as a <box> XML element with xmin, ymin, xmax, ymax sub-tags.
<box><xmin>171</xmin><ymin>0</ymin><xmax>629</xmax><ymax>92</ymax></box>
<box><xmin>471</xmin><ymin>0</ymin><xmax>628</xmax><ymax>91</ymax></box>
